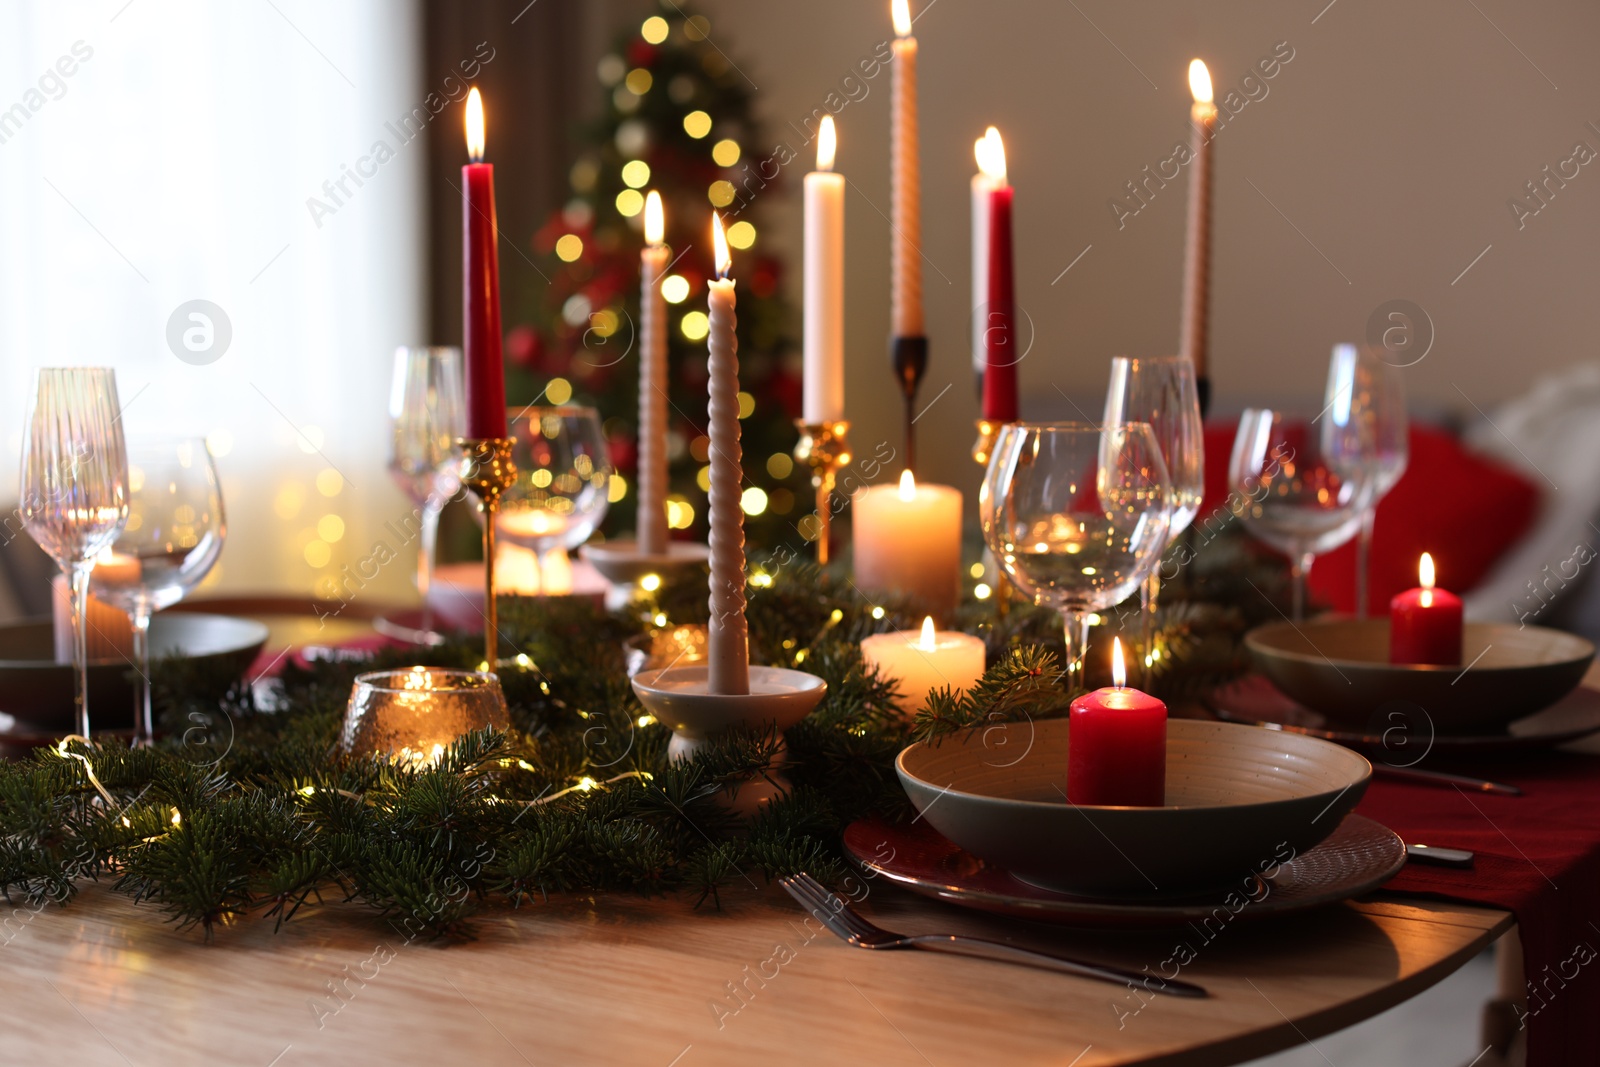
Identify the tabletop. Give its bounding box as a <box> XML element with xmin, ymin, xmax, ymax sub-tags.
<box><xmin>0</xmin><ymin>873</ymin><xmax>1511</xmax><ymax>1067</ymax></box>
<box><xmin>0</xmin><ymin>598</ymin><xmax>1532</xmax><ymax>1066</ymax></box>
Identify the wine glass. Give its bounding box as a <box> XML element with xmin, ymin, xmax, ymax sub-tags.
<box><xmin>20</xmin><ymin>367</ymin><xmax>130</xmax><ymax>739</ymax></box>
<box><xmin>90</xmin><ymin>437</ymin><xmax>226</xmax><ymax>746</ymax></box>
<box><xmin>388</xmin><ymin>347</ymin><xmax>465</xmax><ymax>639</ymax></box>
<box><xmin>1231</xmin><ymin>409</ymin><xmax>1370</xmax><ymax>621</ymax></box>
<box><xmin>980</xmin><ymin>422</ymin><xmax>1173</xmax><ymax>694</ymax></box>
<box><xmin>1322</xmin><ymin>343</ymin><xmax>1408</xmax><ymax>617</ymax></box>
<box><xmin>498</xmin><ymin>406</ymin><xmax>614</xmax><ymax>590</ymax></box>
<box><xmin>1103</xmin><ymin>356</ymin><xmax>1205</xmax><ymax>684</ymax></box>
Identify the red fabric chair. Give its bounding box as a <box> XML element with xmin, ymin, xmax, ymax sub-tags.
<box><xmin>1198</xmin><ymin>423</ymin><xmax>1542</xmax><ymax>615</ymax></box>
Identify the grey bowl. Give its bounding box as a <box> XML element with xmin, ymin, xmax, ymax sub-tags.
<box><xmin>896</xmin><ymin>718</ymin><xmax>1371</xmax><ymax>897</ymax></box>
<box><xmin>1246</xmin><ymin>619</ymin><xmax>1594</xmax><ymax>733</ymax></box>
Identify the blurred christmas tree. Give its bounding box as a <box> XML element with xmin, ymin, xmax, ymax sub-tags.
<box><xmin>507</xmin><ymin>2</ymin><xmax>807</xmax><ymax>551</ymax></box>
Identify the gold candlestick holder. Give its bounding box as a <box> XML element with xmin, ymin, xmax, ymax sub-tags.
<box><xmin>793</xmin><ymin>419</ymin><xmax>851</xmax><ymax>565</ymax></box>
<box><xmin>971</xmin><ymin>418</ymin><xmax>1005</xmax><ymax>467</ymax></box>
<box><xmin>457</xmin><ymin>436</ymin><xmax>518</xmax><ymax>670</ymax></box>
<box><xmin>972</xmin><ymin>418</ymin><xmax>1012</xmax><ymax>615</ymax></box>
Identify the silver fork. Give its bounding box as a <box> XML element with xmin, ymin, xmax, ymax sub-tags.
<box><xmin>779</xmin><ymin>872</ymin><xmax>1206</xmax><ymax>997</ymax></box>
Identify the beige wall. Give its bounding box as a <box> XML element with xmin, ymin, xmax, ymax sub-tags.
<box><xmin>641</xmin><ymin>0</ymin><xmax>1600</xmax><ymax>500</ymax></box>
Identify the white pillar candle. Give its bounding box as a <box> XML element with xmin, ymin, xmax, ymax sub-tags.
<box><xmin>861</xmin><ymin>616</ymin><xmax>986</xmax><ymax>719</ymax></box>
<box><xmin>638</xmin><ymin>190</ymin><xmax>671</xmax><ymax>555</ymax></box>
<box><xmin>889</xmin><ymin>0</ymin><xmax>923</xmax><ymax>339</ymax></box>
<box><xmin>853</xmin><ymin>469</ymin><xmax>962</xmax><ymax>623</ymax></box>
<box><xmin>803</xmin><ymin>116</ymin><xmax>845</xmax><ymax>424</ymax></box>
<box><xmin>706</xmin><ymin>214</ymin><xmax>749</xmax><ymax>695</ymax></box>
<box><xmin>1179</xmin><ymin>60</ymin><xmax>1216</xmax><ymax>383</ymax></box>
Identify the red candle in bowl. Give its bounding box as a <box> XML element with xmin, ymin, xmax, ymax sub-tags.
<box><xmin>1067</xmin><ymin>638</ymin><xmax>1167</xmax><ymax>807</ymax></box>
<box><xmin>1390</xmin><ymin>552</ymin><xmax>1463</xmax><ymax>665</ymax></box>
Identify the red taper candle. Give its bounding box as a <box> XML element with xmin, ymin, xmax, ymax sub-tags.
<box><xmin>462</xmin><ymin>87</ymin><xmax>505</xmax><ymax>439</ymax></box>
<box><xmin>1068</xmin><ymin>638</ymin><xmax>1167</xmax><ymax>807</ymax></box>
<box><xmin>979</xmin><ymin>128</ymin><xmax>1018</xmax><ymax>423</ymax></box>
<box><xmin>1390</xmin><ymin>552</ymin><xmax>1463</xmax><ymax>665</ymax></box>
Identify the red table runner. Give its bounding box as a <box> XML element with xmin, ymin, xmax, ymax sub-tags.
<box><xmin>1357</xmin><ymin>752</ymin><xmax>1600</xmax><ymax>1063</ymax></box>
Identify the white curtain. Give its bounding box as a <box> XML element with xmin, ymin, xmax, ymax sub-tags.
<box><xmin>0</xmin><ymin>0</ymin><xmax>425</xmax><ymax>601</ymax></box>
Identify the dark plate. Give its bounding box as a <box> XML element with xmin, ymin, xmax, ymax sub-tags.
<box><xmin>841</xmin><ymin>813</ymin><xmax>1405</xmax><ymax>928</ymax></box>
<box><xmin>0</xmin><ymin>613</ymin><xmax>268</xmax><ymax>733</ymax></box>
<box><xmin>1207</xmin><ymin>674</ymin><xmax>1600</xmax><ymax>754</ymax></box>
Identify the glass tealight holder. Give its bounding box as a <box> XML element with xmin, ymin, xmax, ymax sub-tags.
<box><xmin>340</xmin><ymin>667</ymin><xmax>509</xmax><ymax>767</ymax></box>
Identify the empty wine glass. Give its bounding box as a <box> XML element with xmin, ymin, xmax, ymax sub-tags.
<box><xmin>1231</xmin><ymin>409</ymin><xmax>1370</xmax><ymax>621</ymax></box>
<box><xmin>1322</xmin><ymin>343</ymin><xmax>1408</xmax><ymax>617</ymax></box>
<box><xmin>498</xmin><ymin>406</ymin><xmax>614</xmax><ymax>590</ymax></box>
<box><xmin>388</xmin><ymin>347</ymin><xmax>465</xmax><ymax>639</ymax></box>
<box><xmin>90</xmin><ymin>437</ymin><xmax>226</xmax><ymax>746</ymax></box>
<box><xmin>1103</xmin><ymin>356</ymin><xmax>1205</xmax><ymax>684</ymax></box>
<box><xmin>980</xmin><ymin>422</ymin><xmax>1172</xmax><ymax>694</ymax></box>
<box><xmin>20</xmin><ymin>367</ymin><xmax>130</xmax><ymax>738</ymax></box>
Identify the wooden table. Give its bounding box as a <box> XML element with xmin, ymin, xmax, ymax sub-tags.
<box><xmin>0</xmin><ymin>876</ymin><xmax>1511</xmax><ymax>1066</ymax></box>
<box><xmin>0</xmin><ymin>601</ymin><xmax>1524</xmax><ymax>1065</ymax></box>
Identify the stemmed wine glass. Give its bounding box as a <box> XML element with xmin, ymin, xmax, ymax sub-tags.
<box><xmin>20</xmin><ymin>368</ymin><xmax>130</xmax><ymax>739</ymax></box>
<box><xmin>498</xmin><ymin>406</ymin><xmax>614</xmax><ymax>591</ymax></box>
<box><xmin>1103</xmin><ymin>356</ymin><xmax>1205</xmax><ymax>685</ymax></box>
<box><xmin>1231</xmin><ymin>409</ymin><xmax>1370</xmax><ymax>621</ymax></box>
<box><xmin>980</xmin><ymin>422</ymin><xmax>1173</xmax><ymax>694</ymax></box>
<box><xmin>90</xmin><ymin>437</ymin><xmax>226</xmax><ymax>746</ymax></box>
<box><xmin>1322</xmin><ymin>343</ymin><xmax>1408</xmax><ymax>616</ymax></box>
<box><xmin>388</xmin><ymin>347</ymin><xmax>465</xmax><ymax>640</ymax></box>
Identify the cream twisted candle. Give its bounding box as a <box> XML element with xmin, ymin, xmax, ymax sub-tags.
<box><xmin>638</xmin><ymin>190</ymin><xmax>670</xmax><ymax>556</ymax></box>
<box><xmin>706</xmin><ymin>214</ymin><xmax>749</xmax><ymax>695</ymax></box>
<box><xmin>1179</xmin><ymin>59</ymin><xmax>1216</xmax><ymax>388</ymax></box>
<box><xmin>890</xmin><ymin>0</ymin><xmax>923</xmax><ymax>339</ymax></box>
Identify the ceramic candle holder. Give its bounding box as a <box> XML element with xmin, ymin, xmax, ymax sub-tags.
<box><xmin>622</xmin><ymin>624</ymin><xmax>709</xmax><ymax>678</ymax></box>
<box><xmin>581</xmin><ymin>541</ymin><xmax>711</xmax><ymax>608</ymax></box>
<box><xmin>631</xmin><ymin>665</ymin><xmax>827</xmax><ymax>813</ymax></box>
<box><xmin>340</xmin><ymin>667</ymin><xmax>508</xmax><ymax>767</ymax></box>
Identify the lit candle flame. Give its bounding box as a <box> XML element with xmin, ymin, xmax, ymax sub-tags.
<box><xmin>1112</xmin><ymin>636</ymin><xmax>1127</xmax><ymax>689</ymax></box>
<box><xmin>645</xmin><ymin>190</ymin><xmax>665</xmax><ymax>246</ymax></box>
<box><xmin>465</xmin><ymin>86</ymin><xmax>486</xmax><ymax>162</ymax></box>
<box><xmin>712</xmin><ymin>212</ymin><xmax>731</xmax><ymax>280</ymax></box>
<box><xmin>817</xmin><ymin>115</ymin><xmax>837</xmax><ymax>172</ymax></box>
<box><xmin>1419</xmin><ymin>552</ymin><xmax>1435</xmax><ymax>607</ymax></box>
<box><xmin>897</xmin><ymin>468</ymin><xmax>916</xmax><ymax>502</ymax></box>
<box><xmin>918</xmin><ymin>615</ymin><xmax>937</xmax><ymax>652</ymax></box>
<box><xmin>891</xmin><ymin>0</ymin><xmax>912</xmax><ymax>38</ymax></box>
<box><xmin>1187</xmin><ymin>59</ymin><xmax>1213</xmax><ymax>105</ymax></box>
<box><xmin>975</xmin><ymin>126</ymin><xmax>1007</xmax><ymax>184</ymax></box>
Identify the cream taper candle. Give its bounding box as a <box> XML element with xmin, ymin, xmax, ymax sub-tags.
<box><xmin>970</xmin><ymin>137</ymin><xmax>996</xmax><ymax>389</ymax></box>
<box><xmin>1179</xmin><ymin>59</ymin><xmax>1216</xmax><ymax>384</ymax></box>
<box><xmin>639</xmin><ymin>190</ymin><xmax>670</xmax><ymax>555</ymax></box>
<box><xmin>706</xmin><ymin>214</ymin><xmax>749</xmax><ymax>695</ymax></box>
<box><xmin>804</xmin><ymin>116</ymin><xmax>845</xmax><ymax>423</ymax></box>
<box><xmin>889</xmin><ymin>0</ymin><xmax>922</xmax><ymax>339</ymax></box>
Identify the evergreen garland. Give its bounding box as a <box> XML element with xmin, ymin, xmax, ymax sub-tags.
<box><xmin>0</xmin><ymin>525</ymin><xmax>1289</xmax><ymax>943</ymax></box>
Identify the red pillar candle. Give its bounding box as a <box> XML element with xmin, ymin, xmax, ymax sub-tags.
<box><xmin>1390</xmin><ymin>552</ymin><xmax>1463</xmax><ymax>665</ymax></box>
<box><xmin>462</xmin><ymin>87</ymin><xmax>506</xmax><ymax>440</ymax></box>
<box><xmin>1067</xmin><ymin>638</ymin><xmax>1167</xmax><ymax>807</ymax></box>
<box><xmin>978</xmin><ymin>128</ymin><xmax>1018</xmax><ymax>423</ymax></box>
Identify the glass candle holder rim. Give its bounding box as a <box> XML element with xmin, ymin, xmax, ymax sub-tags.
<box><xmin>350</xmin><ymin>666</ymin><xmax>501</xmax><ymax>694</ymax></box>
<box><xmin>1002</xmin><ymin>419</ymin><xmax>1158</xmax><ymax>433</ymax></box>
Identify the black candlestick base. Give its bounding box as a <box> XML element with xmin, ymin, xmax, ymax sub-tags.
<box><xmin>891</xmin><ymin>335</ymin><xmax>928</xmax><ymax>474</ymax></box>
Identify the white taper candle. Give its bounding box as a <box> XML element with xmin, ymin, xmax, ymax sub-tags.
<box><xmin>706</xmin><ymin>214</ymin><xmax>749</xmax><ymax>695</ymax></box>
<box><xmin>638</xmin><ymin>190</ymin><xmax>670</xmax><ymax>555</ymax></box>
<box><xmin>803</xmin><ymin>116</ymin><xmax>845</xmax><ymax>423</ymax></box>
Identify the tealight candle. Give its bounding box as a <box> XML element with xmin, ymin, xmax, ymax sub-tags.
<box><xmin>860</xmin><ymin>616</ymin><xmax>986</xmax><ymax>718</ymax></box>
<box><xmin>1067</xmin><ymin>638</ymin><xmax>1167</xmax><ymax>807</ymax></box>
<box><xmin>852</xmin><ymin>470</ymin><xmax>962</xmax><ymax>622</ymax></box>
<box><xmin>1390</xmin><ymin>551</ymin><xmax>1462</xmax><ymax>665</ymax></box>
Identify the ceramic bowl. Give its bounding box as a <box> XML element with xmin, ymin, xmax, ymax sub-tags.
<box><xmin>1246</xmin><ymin>619</ymin><xmax>1594</xmax><ymax>733</ymax></box>
<box><xmin>896</xmin><ymin>718</ymin><xmax>1371</xmax><ymax>896</ymax></box>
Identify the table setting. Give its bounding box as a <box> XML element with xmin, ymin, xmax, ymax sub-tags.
<box><xmin>7</xmin><ymin>3</ymin><xmax>1600</xmax><ymax>1065</ymax></box>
